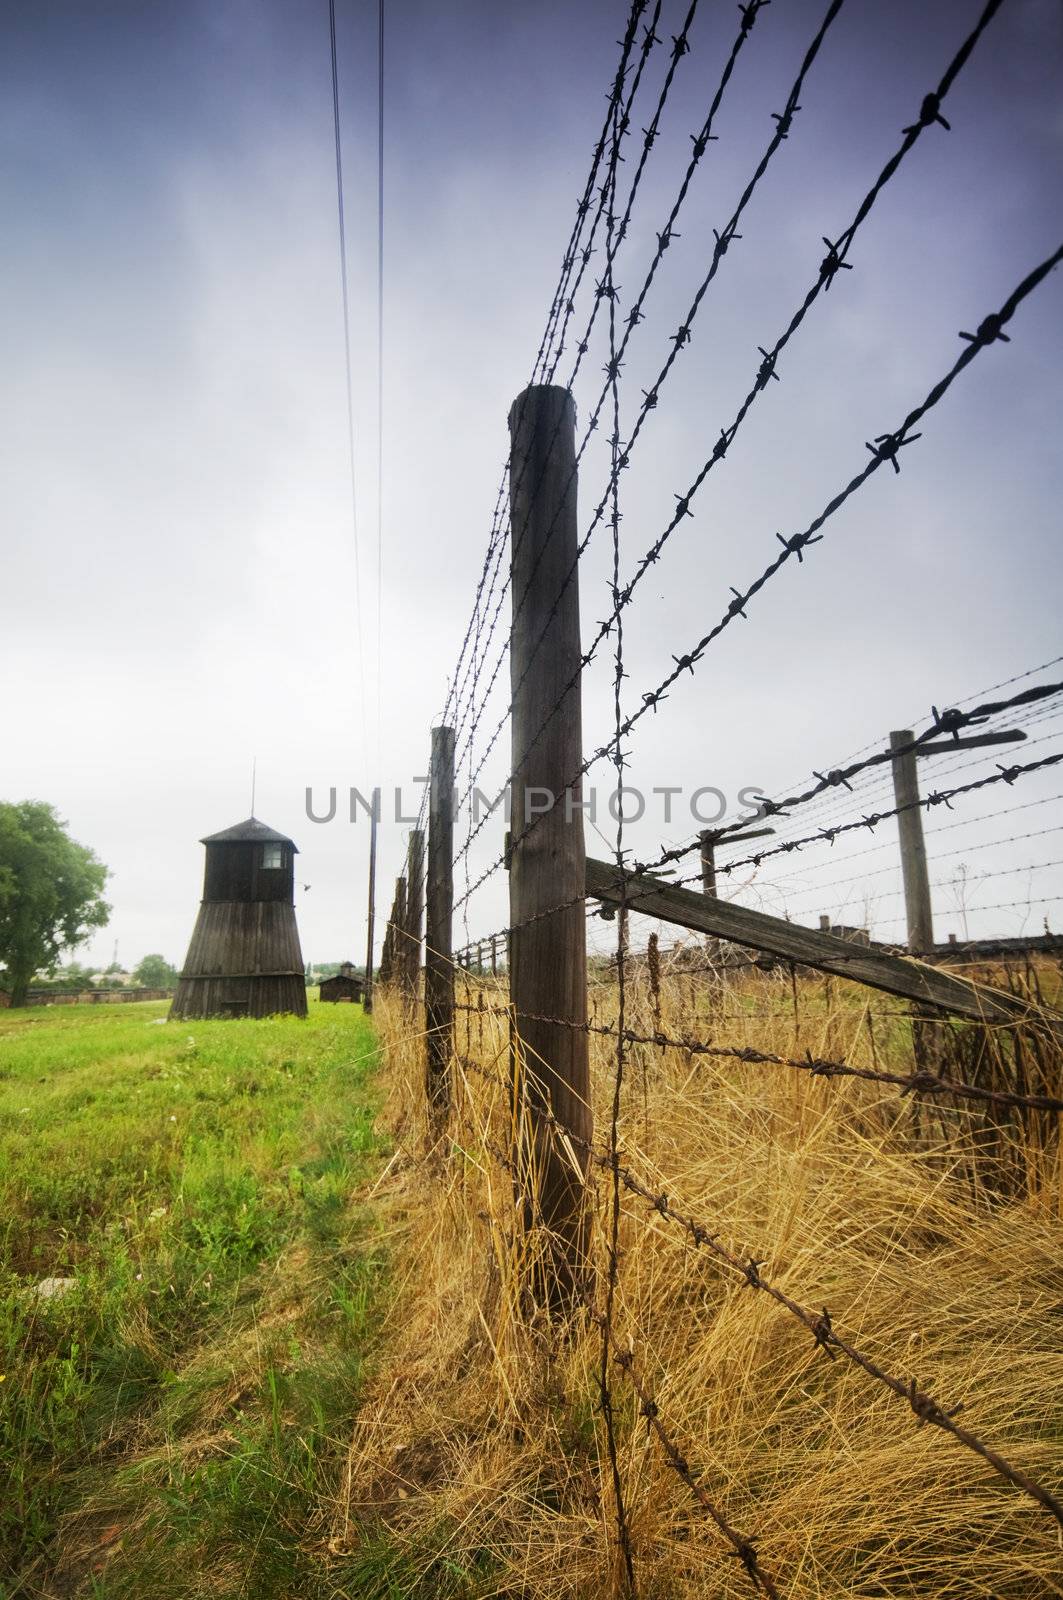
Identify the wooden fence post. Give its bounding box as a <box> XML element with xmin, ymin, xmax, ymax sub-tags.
<box><xmin>386</xmin><ymin>876</ymin><xmax>406</xmax><ymax>987</ymax></box>
<box><xmin>425</xmin><ymin>726</ymin><xmax>455</xmax><ymax>1120</ymax></box>
<box><xmin>363</xmin><ymin>790</ymin><xmax>378</xmax><ymax>1014</ymax></box>
<box><xmin>403</xmin><ymin>830</ymin><xmax>425</xmax><ymax>1000</ymax></box>
<box><xmin>699</xmin><ymin>830</ymin><xmax>717</xmax><ymax>897</ymax></box>
<box><xmin>378</xmin><ymin>890</ymin><xmax>394</xmax><ymax>985</ymax></box>
<box><xmin>889</xmin><ymin>731</ymin><xmax>934</xmax><ymax>954</ymax></box>
<box><xmin>508</xmin><ymin>383</ymin><xmax>590</xmax><ymax>1304</ymax></box>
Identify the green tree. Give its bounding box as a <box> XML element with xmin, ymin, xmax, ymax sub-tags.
<box><xmin>133</xmin><ymin>953</ymin><xmax>177</xmax><ymax>990</ymax></box>
<box><xmin>0</xmin><ymin>802</ymin><xmax>110</xmax><ymax>1006</ymax></box>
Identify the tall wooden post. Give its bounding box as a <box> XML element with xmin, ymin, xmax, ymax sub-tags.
<box><xmin>508</xmin><ymin>383</ymin><xmax>589</xmax><ymax>1302</ymax></box>
<box><xmin>425</xmin><ymin>727</ymin><xmax>455</xmax><ymax>1120</ymax></box>
<box><xmin>363</xmin><ymin>793</ymin><xmax>378</xmax><ymax>1013</ymax></box>
<box><xmin>700</xmin><ymin>830</ymin><xmax>717</xmax><ymax>897</ymax></box>
<box><xmin>490</xmin><ymin>935</ymin><xmax>498</xmax><ymax>976</ymax></box>
<box><xmin>889</xmin><ymin>731</ymin><xmax>934</xmax><ymax>954</ymax></box>
<box><xmin>388</xmin><ymin>876</ymin><xmax>406</xmax><ymax>986</ymax></box>
<box><xmin>403</xmin><ymin>829</ymin><xmax>425</xmax><ymax>999</ymax></box>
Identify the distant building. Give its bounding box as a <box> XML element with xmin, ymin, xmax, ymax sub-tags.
<box><xmin>171</xmin><ymin>817</ymin><xmax>307</xmax><ymax>1020</ymax></box>
<box><xmin>818</xmin><ymin>914</ymin><xmax>870</xmax><ymax>946</ymax></box>
<box><xmin>319</xmin><ymin>961</ymin><xmax>363</xmax><ymax>1004</ymax></box>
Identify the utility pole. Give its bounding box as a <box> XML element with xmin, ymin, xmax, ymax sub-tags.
<box><xmin>425</xmin><ymin>727</ymin><xmax>455</xmax><ymax>1121</ymax></box>
<box><xmin>363</xmin><ymin>791</ymin><xmax>378</xmax><ymax>1013</ymax></box>
<box><xmin>889</xmin><ymin>731</ymin><xmax>934</xmax><ymax>954</ymax></box>
<box><xmin>508</xmin><ymin>383</ymin><xmax>589</xmax><ymax>1304</ymax></box>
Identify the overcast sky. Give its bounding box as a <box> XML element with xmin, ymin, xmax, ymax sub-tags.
<box><xmin>2</xmin><ymin>0</ymin><xmax>1061</xmax><ymax>973</ymax></box>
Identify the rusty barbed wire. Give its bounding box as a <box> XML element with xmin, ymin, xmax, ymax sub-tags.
<box><xmin>455</xmin><ymin>236</ymin><xmax>1063</xmax><ymax>918</ymax></box>
<box><xmin>452</xmin><ymin>0</ymin><xmax>839</xmax><ymax>829</ymax></box>
<box><xmin>533</xmin><ymin>0</ymin><xmax>654</xmax><ymax>385</ymax></box>
<box><xmin>445</xmin><ymin>754</ymin><xmax>1063</xmax><ymax>991</ymax></box>
<box><xmin>877</xmin><ymin>893</ymin><xmax>1061</xmax><ymax>923</ymax></box>
<box><xmin>453</xmin><ymin>1001</ymin><xmax>1063</xmax><ymax>1114</ymax></box>
<box><xmin>447</xmin><ymin>0</ymin><xmax>696</xmax><ymax>782</ymax></box>
<box><xmin>432</xmin><ymin>0</ymin><xmax>652</xmax><ymax>791</ymax></box>
<box><xmin>454</xmin><ymin>2</ymin><xmax>1017</xmax><ymax>889</ymax></box>
<box><xmin>457</xmin><ymin>1056</ymin><xmax>779</xmax><ymax>1595</ymax></box>
<box><xmin>450</xmin><ymin>0</ymin><xmax>776</xmax><ymax>805</ymax></box>
<box><xmin>443</xmin><ymin>0</ymin><xmax>666</xmax><ymax>869</ymax></box>
<box><xmin>598</xmin><ymin>90</ymin><xmax>639</xmax><ymax>1598</ymax></box>
<box><xmin>597</xmin><ymin>1149</ymin><xmax>1063</xmax><ymax>1528</ymax></box>
<box><xmin>740</xmin><ymin>714</ymin><xmax>1063</xmax><ymax>868</ymax></box>
<box><xmin>451</xmin><ymin>0</ymin><xmax>667</xmax><ymax>768</ymax></box>
<box><xmin>550</xmin><ymin>0</ymin><xmax>764</xmax><ymax>390</ymax></box>
<box><xmin>610</xmin><ymin>1343</ymin><xmax>781</xmax><ymax>1598</ymax></box>
<box><xmin>752</xmin><ymin>816</ymin><xmax>1063</xmax><ymax>899</ymax></box>
<box><xmin>672</xmin><ymin>751</ymin><xmax>1063</xmax><ymax>883</ymax></box>
<box><xmin>542</xmin><ymin>0</ymin><xmax>670</xmax><ymax>387</ymax></box>
<box><xmin>744</xmin><ymin>653</ymin><xmax>1063</xmax><ymax>849</ymax></box>
<box><xmin>644</xmin><ymin>680</ymin><xmax>1063</xmax><ymax>875</ymax></box>
<box><xmin>450</xmin><ymin>1044</ymin><xmax>1063</xmax><ymax>1525</ymax></box>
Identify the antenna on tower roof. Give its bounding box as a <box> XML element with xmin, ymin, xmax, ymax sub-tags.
<box><xmin>250</xmin><ymin>757</ymin><xmax>257</xmax><ymax>819</ymax></box>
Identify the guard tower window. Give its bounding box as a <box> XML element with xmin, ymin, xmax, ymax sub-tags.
<box><xmin>262</xmin><ymin>844</ymin><xmax>284</xmax><ymax>870</ymax></box>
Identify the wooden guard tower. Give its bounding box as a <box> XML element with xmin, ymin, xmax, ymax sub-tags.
<box><xmin>170</xmin><ymin>817</ymin><xmax>307</xmax><ymax>1019</ymax></box>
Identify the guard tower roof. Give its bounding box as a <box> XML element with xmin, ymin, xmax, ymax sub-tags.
<box><xmin>200</xmin><ymin>817</ymin><xmax>299</xmax><ymax>851</ymax></box>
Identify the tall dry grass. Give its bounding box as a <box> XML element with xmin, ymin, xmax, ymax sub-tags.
<box><xmin>338</xmin><ymin>953</ymin><xmax>1063</xmax><ymax>1598</ymax></box>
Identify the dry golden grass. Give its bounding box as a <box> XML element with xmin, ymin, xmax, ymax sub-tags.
<box><xmin>341</xmin><ymin>955</ymin><xmax>1063</xmax><ymax>1599</ymax></box>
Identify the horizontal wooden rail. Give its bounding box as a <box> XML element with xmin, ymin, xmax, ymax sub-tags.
<box><xmin>586</xmin><ymin>857</ymin><xmax>1061</xmax><ymax>1032</ymax></box>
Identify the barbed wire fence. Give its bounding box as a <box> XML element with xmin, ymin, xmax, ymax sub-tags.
<box><xmin>367</xmin><ymin>0</ymin><xmax>1062</xmax><ymax>1591</ymax></box>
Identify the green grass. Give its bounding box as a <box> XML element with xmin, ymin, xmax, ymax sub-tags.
<box><xmin>0</xmin><ymin>999</ymin><xmax>389</xmax><ymax>1599</ymax></box>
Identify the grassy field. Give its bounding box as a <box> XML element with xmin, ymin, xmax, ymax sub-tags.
<box><xmin>0</xmin><ymin>999</ymin><xmax>387</xmax><ymax>1600</ymax></box>
<box><xmin>5</xmin><ymin>971</ymin><xmax>1062</xmax><ymax>1599</ymax></box>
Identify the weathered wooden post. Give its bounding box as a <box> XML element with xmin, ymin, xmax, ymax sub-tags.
<box><xmin>386</xmin><ymin>875</ymin><xmax>406</xmax><ymax>987</ymax></box>
<box><xmin>403</xmin><ymin>830</ymin><xmax>425</xmax><ymax>1000</ymax></box>
<box><xmin>490</xmin><ymin>934</ymin><xmax>498</xmax><ymax>976</ymax></box>
<box><xmin>363</xmin><ymin>792</ymin><xmax>378</xmax><ymax>1013</ymax></box>
<box><xmin>699</xmin><ymin>830</ymin><xmax>717</xmax><ymax>897</ymax></box>
<box><xmin>425</xmin><ymin>727</ymin><xmax>455</xmax><ymax>1121</ymax></box>
<box><xmin>508</xmin><ymin>383</ymin><xmax>590</xmax><ymax>1303</ymax></box>
<box><xmin>378</xmin><ymin>893</ymin><xmax>393</xmax><ymax>984</ymax></box>
<box><xmin>889</xmin><ymin>731</ymin><xmax>934</xmax><ymax>954</ymax></box>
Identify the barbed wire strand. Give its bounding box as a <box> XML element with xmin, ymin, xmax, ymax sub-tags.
<box><xmin>454</xmin><ymin>0</ymin><xmax>1011</xmax><ymax>879</ymax></box>
<box><xmin>455</xmin><ymin>244</ymin><xmax>1063</xmax><ymax>916</ymax></box>
<box><xmin>452</xmin><ymin>0</ymin><xmax>838</xmax><ymax>823</ymax></box>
